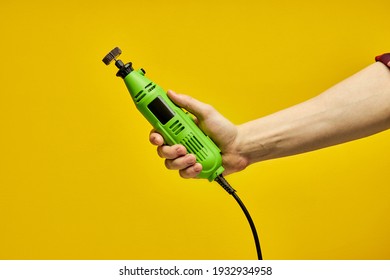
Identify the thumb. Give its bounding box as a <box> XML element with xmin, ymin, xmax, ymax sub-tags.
<box><xmin>167</xmin><ymin>90</ymin><xmax>237</xmax><ymax>152</ymax></box>
<box><xmin>167</xmin><ymin>90</ymin><xmax>212</xmax><ymax>120</ymax></box>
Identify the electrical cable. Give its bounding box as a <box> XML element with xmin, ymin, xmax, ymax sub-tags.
<box><xmin>215</xmin><ymin>175</ymin><xmax>263</xmax><ymax>260</ymax></box>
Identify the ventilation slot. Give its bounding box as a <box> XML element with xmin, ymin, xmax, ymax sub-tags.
<box><xmin>134</xmin><ymin>90</ymin><xmax>146</xmax><ymax>103</ymax></box>
<box><xmin>181</xmin><ymin>133</ymin><xmax>208</xmax><ymax>161</ymax></box>
<box><xmin>169</xmin><ymin>120</ymin><xmax>185</xmax><ymax>135</ymax></box>
<box><xmin>147</xmin><ymin>85</ymin><xmax>156</xmax><ymax>92</ymax></box>
<box><xmin>145</xmin><ymin>82</ymin><xmax>156</xmax><ymax>92</ymax></box>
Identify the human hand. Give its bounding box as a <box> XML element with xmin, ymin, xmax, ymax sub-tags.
<box><xmin>149</xmin><ymin>90</ymin><xmax>247</xmax><ymax>178</ymax></box>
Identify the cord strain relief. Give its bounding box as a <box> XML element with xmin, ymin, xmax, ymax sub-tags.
<box><xmin>215</xmin><ymin>175</ymin><xmax>236</xmax><ymax>194</ymax></box>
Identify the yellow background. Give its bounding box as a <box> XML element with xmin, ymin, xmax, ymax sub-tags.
<box><xmin>0</xmin><ymin>0</ymin><xmax>389</xmax><ymax>260</ymax></box>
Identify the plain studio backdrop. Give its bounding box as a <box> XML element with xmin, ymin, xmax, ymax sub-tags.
<box><xmin>0</xmin><ymin>0</ymin><xmax>389</xmax><ymax>259</ymax></box>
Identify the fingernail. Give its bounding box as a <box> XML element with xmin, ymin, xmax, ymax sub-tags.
<box><xmin>186</xmin><ymin>155</ymin><xmax>196</xmax><ymax>164</ymax></box>
<box><xmin>194</xmin><ymin>163</ymin><xmax>202</xmax><ymax>172</ymax></box>
<box><xmin>176</xmin><ymin>146</ymin><xmax>185</xmax><ymax>155</ymax></box>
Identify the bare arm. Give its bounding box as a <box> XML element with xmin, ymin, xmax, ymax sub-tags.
<box><xmin>150</xmin><ymin>62</ymin><xmax>390</xmax><ymax>178</ymax></box>
<box><xmin>237</xmin><ymin>62</ymin><xmax>390</xmax><ymax>165</ymax></box>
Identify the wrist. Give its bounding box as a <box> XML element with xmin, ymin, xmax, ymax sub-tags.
<box><xmin>216</xmin><ymin>124</ymin><xmax>249</xmax><ymax>175</ymax></box>
<box><xmin>233</xmin><ymin>123</ymin><xmax>269</xmax><ymax>167</ymax></box>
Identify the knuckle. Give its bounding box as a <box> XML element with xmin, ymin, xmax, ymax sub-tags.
<box><xmin>159</xmin><ymin>145</ymin><xmax>177</xmax><ymax>159</ymax></box>
<box><xmin>157</xmin><ymin>146</ymin><xmax>164</xmax><ymax>158</ymax></box>
<box><xmin>178</xmin><ymin>164</ymin><xmax>202</xmax><ymax>179</ymax></box>
<box><xmin>179</xmin><ymin>169</ymin><xmax>191</xmax><ymax>179</ymax></box>
<box><xmin>164</xmin><ymin>159</ymin><xmax>176</xmax><ymax>170</ymax></box>
<box><xmin>202</xmin><ymin>103</ymin><xmax>214</xmax><ymax>115</ymax></box>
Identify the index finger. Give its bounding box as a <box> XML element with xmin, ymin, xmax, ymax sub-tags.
<box><xmin>149</xmin><ymin>130</ymin><xmax>164</xmax><ymax>146</ymax></box>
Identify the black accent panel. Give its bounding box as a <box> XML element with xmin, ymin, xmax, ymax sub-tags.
<box><xmin>147</xmin><ymin>96</ymin><xmax>175</xmax><ymax>125</ymax></box>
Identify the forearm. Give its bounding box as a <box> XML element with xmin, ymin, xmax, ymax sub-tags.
<box><xmin>236</xmin><ymin>62</ymin><xmax>390</xmax><ymax>164</ymax></box>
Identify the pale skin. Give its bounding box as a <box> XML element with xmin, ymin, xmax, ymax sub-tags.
<box><xmin>149</xmin><ymin>62</ymin><xmax>390</xmax><ymax>178</ymax></box>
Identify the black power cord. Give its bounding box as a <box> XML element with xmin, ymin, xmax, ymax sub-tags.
<box><xmin>215</xmin><ymin>175</ymin><xmax>263</xmax><ymax>260</ymax></box>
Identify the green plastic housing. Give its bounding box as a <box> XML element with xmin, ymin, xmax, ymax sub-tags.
<box><xmin>123</xmin><ymin>69</ymin><xmax>224</xmax><ymax>181</ymax></box>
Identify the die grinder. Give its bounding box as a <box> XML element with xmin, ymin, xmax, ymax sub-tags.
<box><xmin>102</xmin><ymin>47</ymin><xmax>262</xmax><ymax>260</ymax></box>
